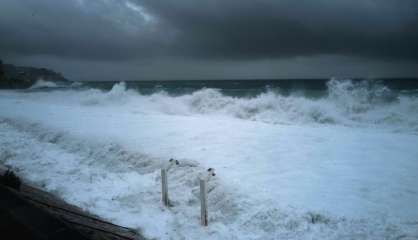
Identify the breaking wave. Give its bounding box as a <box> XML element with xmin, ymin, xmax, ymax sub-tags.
<box><xmin>78</xmin><ymin>79</ymin><xmax>418</xmax><ymax>132</ymax></box>
<box><xmin>30</xmin><ymin>79</ymin><xmax>59</xmax><ymax>89</ymax></box>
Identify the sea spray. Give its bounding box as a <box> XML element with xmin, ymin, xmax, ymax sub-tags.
<box><xmin>75</xmin><ymin>79</ymin><xmax>418</xmax><ymax>132</ymax></box>
<box><xmin>1</xmin><ymin>81</ymin><xmax>418</xmax><ymax>239</ymax></box>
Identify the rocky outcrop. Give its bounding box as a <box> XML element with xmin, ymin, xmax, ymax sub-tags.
<box><xmin>0</xmin><ymin>60</ymin><xmax>68</xmax><ymax>89</ymax></box>
<box><xmin>0</xmin><ymin>60</ymin><xmax>6</xmax><ymax>87</ymax></box>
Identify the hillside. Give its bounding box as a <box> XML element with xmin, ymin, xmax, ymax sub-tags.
<box><xmin>0</xmin><ymin>60</ymin><xmax>68</xmax><ymax>89</ymax></box>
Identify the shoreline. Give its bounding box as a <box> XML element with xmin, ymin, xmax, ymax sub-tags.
<box><xmin>0</xmin><ymin>165</ymin><xmax>144</xmax><ymax>240</ymax></box>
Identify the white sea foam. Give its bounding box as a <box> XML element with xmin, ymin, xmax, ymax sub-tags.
<box><xmin>30</xmin><ymin>79</ymin><xmax>59</xmax><ymax>89</ymax></box>
<box><xmin>1</xmin><ymin>117</ymin><xmax>417</xmax><ymax>240</ymax></box>
<box><xmin>1</xmin><ymin>79</ymin><xmax>418</xmax><ymax>239</ymax></box>
<box><xmin>76</xmin><ymin>79</ymin><xmax>418</xmax><ymax>132</ymax></box>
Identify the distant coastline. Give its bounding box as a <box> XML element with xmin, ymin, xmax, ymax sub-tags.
<box><xmin>0</xmin><ymin>60</ymin><xmax>68</xmax><ymax>89</ymax></box>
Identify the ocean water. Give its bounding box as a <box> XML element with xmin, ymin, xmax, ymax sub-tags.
<box><xmin>1</xmin><ymin>78</ymin><xmax>418</xmax><ymax>239</ymax></box>
<box><xmin>76</xmin><ymin>78</ymin><xmax>418</xmax><ymax>132</ymax></box>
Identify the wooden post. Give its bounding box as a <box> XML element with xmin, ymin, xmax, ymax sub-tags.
<box><xmin>161</xmin><ymin>168</ymin><xmax>169</xmax><ymax>207</ymax></box>
<box><xmin>200</xmin><ymin>179</ymin><xmax>208</xmax><ymax>226</ymax></box>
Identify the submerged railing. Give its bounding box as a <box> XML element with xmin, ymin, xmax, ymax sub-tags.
<box><xmin>160</xmin><ymin>159</ymin><xmax>216</xmax><ymax>226</ymax></box>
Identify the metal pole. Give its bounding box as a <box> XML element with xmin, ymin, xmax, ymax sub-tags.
<box><xmin>200</xmin><ymin>178</ymin><xmax>208</xmax><ymax>226</ymax></box>
<box><xmin>161</xmin><ymin>168</ymin><xmax>169</xmax><ymax>207</ymax></box>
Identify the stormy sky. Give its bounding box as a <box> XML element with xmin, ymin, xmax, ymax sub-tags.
<box><xmin>1</xmin><ymin>0</ymin><xmax>418</xmax><ymax>80</ymax></box>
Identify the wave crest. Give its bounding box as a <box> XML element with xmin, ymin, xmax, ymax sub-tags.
<box><xmin>79</xmin><ymin>79</ymin><xmax>418</xmax><ymax>132</ymax></box>
<box><xmin>30</xmin><ymin>79</ymin><xmax>59</xmax><ymax>89</ymax></box>
<box><xmin>80</xmin><ymin>82</ymin><xmax>136</xmax><ymax>106</ymax></box>
<box><xmin>327</xmin><ymin>78</ymin><xmax>398</xmax><ymax>114</ymax></box>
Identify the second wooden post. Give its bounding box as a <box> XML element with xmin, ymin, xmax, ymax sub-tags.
<box><xmin>161</xmin><ymin>168</ymin><xmax>169</xmax><ymax>207</ymax></box>
<box><xmin>200</xmin><ymin>178</ymin><xmax>208</xmax><ymax>226</ymax></box>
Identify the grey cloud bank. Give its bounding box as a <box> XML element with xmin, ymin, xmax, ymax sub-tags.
<box><xmin>1</xmin><ymin>0</ymin><xmax>417</xmax><ymax>80</ymax></box>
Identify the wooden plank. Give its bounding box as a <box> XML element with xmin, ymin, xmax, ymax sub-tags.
<box><xmin>200</xmin><ymin>179</ymin><xmax>208</xmax><ymax>226</ymax></box>
<box><xmin>0</xmin><ymin>165</ymin><xmax>144</xmax><ymax>240</ymax></box>
<box><xmin>161</xmin><ymin>168</ymin><xmax>169</xmax><ymax>207</ymax></box>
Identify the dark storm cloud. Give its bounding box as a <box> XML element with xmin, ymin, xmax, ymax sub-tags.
<box><xmin>1</xmin><ymin>0</ymin><xmax>418</xmax><ymax>62</ymax></box>
<box><xmin>138</xmin><ymin>0</ymin><xmax>418</xmax><ymax>61</ymax></box>
<box><xmin>0</xmin><ymin>0</ymin><xmax>164</xmax><ymax>60</ymax></box>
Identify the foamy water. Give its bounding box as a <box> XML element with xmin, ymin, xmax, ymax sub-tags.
<box><xmin>1</xmin><ymin>79</ymin><xmax>417</xmax><ymax>239</ymax></box>
<box><xmin>74</xmin><ymin>79</ymin><xmax>418</xmax><ymax>132</ymax></box>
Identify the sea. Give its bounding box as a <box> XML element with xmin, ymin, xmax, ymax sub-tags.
<box><xmin>1</xmin><ymin>77</ymin><xmax>418</xmax><ymax>239</ymax></box>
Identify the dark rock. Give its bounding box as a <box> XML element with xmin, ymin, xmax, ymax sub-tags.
<box><xmin>0</xmin><ymin>60</ymin><xmax>6</xmax><ymax>87</ymax></box>
<box><xmin>0</xmin><ymin>170</ymin><xmax>22</xmax><ymax>190</ymax></box>
<box><xmin>0</xmin><ymin>60</ymin><xmax>68</xmax><ymax>89</ymax></box>
<box><xmin>0</xmin><ymin>60</ymin><xmax>4</xmax><ymax>77</ymax></box>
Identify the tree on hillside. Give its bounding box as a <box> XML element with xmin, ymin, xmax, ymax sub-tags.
<box><xmin>0</xmin><ymin>60</ymin><xmax>4</xmax><ymax>80</ymax></box>
<box><xmin>0</xmin><ymin>60</ymin><xmax>4</xmax><ymax>76</ymax></box>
